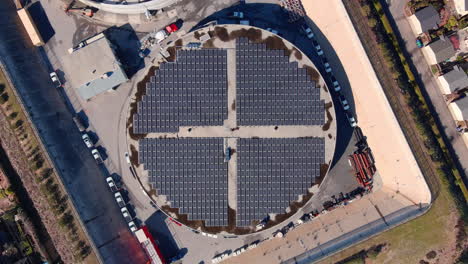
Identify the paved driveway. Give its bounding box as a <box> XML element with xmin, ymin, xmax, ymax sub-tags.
<box><xmin>0</xmin><ymin>1</ymin><xmax>147</xmax><ymax>263</ymax></box>
<box><xmin>387</xmin><ymin>0</ymin><xmax>468</xmax><ymax>183</ymax></box>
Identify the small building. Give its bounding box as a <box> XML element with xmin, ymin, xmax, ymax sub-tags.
<box><xmin>451</xmin><ymin>95</ymin><xmax>468</xmax><ymax>121</ymax></box>
<box><xmin>424</xmin><ymin>37</ymin><xmax>456</xmax><ymax>64</ymax></box>
<box><xmin>438</xmin><ymin>66</ymin><xmax>468</xmax><ymax>94</ymax></box>
<box><xmin>454</xmin><ymin>0</ymin><xmax>468</xmax><ymax>16</ymax></box>
<box><xmin>409</xmin><ymin>6</ymin><xmax>440</xmax><ymax>35</ymax></box>
<box><xmin>63</xmin><ymin>33</ymin><xmax>128</xmax><ymax>100</ymax></box>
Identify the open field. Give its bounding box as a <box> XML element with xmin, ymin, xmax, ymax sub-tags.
<box><xmin>317</xmin><ymin>185</ymin><xmax>462</xmax><ymax>264</ymax></box>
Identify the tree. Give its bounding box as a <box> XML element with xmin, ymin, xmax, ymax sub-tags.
<box><xmin>361</xmin><ymin>4</ymin><xmax>371</xmax><ymax>17</ymax></box>
<box><xmin>0</xmin><ymin>93</ymin><xmax>9</xmax><ymax>104</ymax></box>
<box><xmin>368</xmin><ymin>18</ymin><xmax>378</xmax><ymax>28</ymax></box>
<box><xmin>445</xmin><ymin>16</ymin><xmax>458</xmax><ymax>30</ymax></box>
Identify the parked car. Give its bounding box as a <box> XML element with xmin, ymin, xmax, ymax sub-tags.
<box><xmin>124</xmin><ymin>152</ymin><xmax>131</xmax><ymax>164</ymax></box>
<box><xmin>312</xmin><ymin>39</ymin><xmax>324</xmax><ymax>56</ymax></box>
<box><xmin>72</xmin><ymin>116</ymin><xmax>86</xmax><ymax>132</ymax></box>
<box><xmin>91</xmin><ymin>149</ymin><xmax>103</xmax><ymax>164</ymax></box>
<box><xmin>345</xmin><ymin>112</ymin><xmax>358</xmax><ymax>127</ymax></box>
<box><xmin>266</xmin><ymin>28</ymin><xmax>279</xmax><ymax>34</ymax></box>
<box><xmin>230</xmin><ymin>11</ymin><xmax>244</xmax><ymax>19</ymax></box>
<box><xmin>330</xmin><ymin>75</ymin><xmax>341</xmax><ymax>91</ymax></box>
<box><xmin>106</xmin><ymin>177</ymin><xmax>118</xmax><ymax>192</ymax></box>
<box><xmin>339</xmin><ymin>94</ymin><xmax>350</xmax><ymax>110</ymax></box>
<box><xmin>49</xmin><ymin>72</ymin><xmax>62</xmax><ymax>88</ymax></box>
<box><xmin>165</xmin><ymin>23</ymin><xmax>178</xmax><ymax>33</ymax></box>
<box><xmin>121</xmin><ymin>207</ymin><xmax>132</xmax><ymax>222</ymax></box>
<box><xmin>128</xmin><ymin>221</ymin><xmax>138</xmax><ymax>232</ymax></box>
<box><xmin>82</xmin><ymin>133</ymin><xmax>93</xmax><ymax>148</ymax></box>
<box><xmin>114</xmin><ymin>192</ymin><xmax>126</xmax><ymax>207</ymax></box>
<box><xmin>322</xmin><ymin>57</ymin><xmax>332</xmax><ymax>73</ymax></box>
<box><xmin>301</xmin><ymin>24</ymin><xmax>314</xmax><ymax>39</ymax></box>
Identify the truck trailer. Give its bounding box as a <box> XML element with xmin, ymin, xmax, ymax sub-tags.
<box><xmin>16</xmin><ymin>7</ymin><xmax>44</xmax><ymax>46</ymax></box>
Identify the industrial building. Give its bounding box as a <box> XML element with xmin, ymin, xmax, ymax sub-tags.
<box><xmin>63</xmin><ymin>33</ymin><xmax>128</xmax><ymax>100</ymax></box>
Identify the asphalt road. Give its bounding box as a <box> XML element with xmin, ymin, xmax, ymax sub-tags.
<box><xmin>387</xmin><ymin>0</ymin><xmax>468</xmax><ymax>183</ymax></box>
<box><xmin>0</xmin><ymin>1</ymin><xmax>147</xmax><ymax>263</ymax></box>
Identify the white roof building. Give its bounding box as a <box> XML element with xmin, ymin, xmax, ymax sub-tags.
<box><xmin>454</xmin><ymin>0</ymin><xmax>468</xmax><ymax>16</ymax></box>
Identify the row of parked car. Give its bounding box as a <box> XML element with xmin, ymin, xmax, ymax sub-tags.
<box><xmin>75</xmin><ymin>119</ymin><xmax>138</xmax><ymax>233</ymax></box>
<box><xmin>301</xmin><ymin>23</ymin><xmax>357</xmax><ymax>128</ymax></box>
<box><xmin>272</xmin><ymin>188</ymin><xmax>368</xmax><ymax>239</ymax></box>
<box><xmin>211</xmin><ymin>241</ymin><xmax>258</xmax><ymax>263</ymax></box>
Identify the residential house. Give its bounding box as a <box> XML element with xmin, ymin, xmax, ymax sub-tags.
<box><xmin>438</xmin><ymin>66</ymin><xmax>468</xmax><ymax>94</ymax></box>
<box><xmin>424</xmin><ymin>36</ymin><xmax>456</xmax><ymax>64</ymax></box>
<box><xmin>409</xmin><ymin>6</ymin><xmax>440</xmax><ymax>35</ymax></box>
<box><xmin>451</xmin><ymin>95</ymin><xmax>468</xmax><ymax>122</ymax></box>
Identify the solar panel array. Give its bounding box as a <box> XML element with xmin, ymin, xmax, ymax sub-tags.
<box><xmin>236</xmin><ymin>37</ymin><xmax>324</xmax><ymax>126</ymax></box>
<box><xmin>133</xmin><ymin>49</ymin><xmax>228</xmax><ymax>133</ymax></box>
<box><xmin>139</xmin><ymin>138</ymin><xmax>228</xmax><ymax>226</ymax></box>
<box><xmin>236</xmin><ymin>138</ymin><xmax>324</xmax><ymax>227</ymax></box>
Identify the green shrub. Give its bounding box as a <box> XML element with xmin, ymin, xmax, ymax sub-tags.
<box><xmin>0</xmin><ymin>93</ymin><xmax>9</xmax><ymax>104</ymax></box>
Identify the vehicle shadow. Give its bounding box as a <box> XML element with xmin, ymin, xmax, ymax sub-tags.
<box><xmin>28</xmin><ymin>2</ymin><xmax>55</xmax><ymax>43</ymax></box>
<box><xmin>105</xmin><ymin>24</ymin><xmax>145</xmax><ymax>79</ymax></box>
<box><xmin>145</xmin><ymin>211</ymin><xmax>181</xmax><ymax>261</ymax></box>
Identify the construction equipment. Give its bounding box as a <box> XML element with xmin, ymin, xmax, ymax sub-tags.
<box><xmin>348</xmin><ymin>147</ymin><xmax>375</xmax><ymax>189</ymax></box>
<box><xmin>67</xmin><ymin>8</ymin><xmax>94</xmax><ymax>17</ymax></box>
<box><xmin>64</xmin><ymin>0</ymin><xmax>94</xmax><ymax>17</ymax></box>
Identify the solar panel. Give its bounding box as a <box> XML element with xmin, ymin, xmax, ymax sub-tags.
<box><xmin>139</xmin><ymin>138</ymin><xmax>228</xmax><ymax>227</ymax></box>
<box><xmin>133</xmin><ymin>49</ymin><xmax>228</xmax><ymax>133</ymax></box>
<box><xmin>236</xmin><ymin>138</ymin><xmax>324</xmax><ymax>226</ymax></box>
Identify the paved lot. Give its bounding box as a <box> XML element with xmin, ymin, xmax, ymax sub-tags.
<box><xmin>386</xmin><ymin>0</ymin><xmax>468</xmax><ymax>184</ymax></box>
<box><xmin>0</xmin><ymin>1</ymin><xmax>147</xmax><ymax>263</ymax></box>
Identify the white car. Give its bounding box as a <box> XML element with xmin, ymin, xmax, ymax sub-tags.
<box><xmin>50</xmin><ymin>72</ymin><xmax>61</xmax><ymax>88</ymax></box>
<box><xmin>82</xmin><ymin>133</ymin><xmax>93</xmax><ymax>148</ymax></box>
<box><xmin>114</xmin><ymin>192</ymin><xmax>126</xmax><ymax>207</ymax></box>
<box><xmin>124</xmin><ymin>152</ymin><xmax>131</xmax><ymax>164</ymax></box>
<box><xmin>106</xmin><ymin>177</ymin><xmax>118</xmax><ymax>192</ymax></box>
<box><xmin>312</xmin><ymin>39</ymin><xmax>324</xmax><ymax>56</ymax></box>
<box><xmin>322</xmin><ymin>57</ymin><xmax>332</xmax><ymax>73</ymax></box>
<box><xmin>345</xmin><ymin>112</ymin><xmax>358</xmax><ymax>127</ymax></box>
<box><xmin>301</xmin><ymin>24</ymin><xmax>314</xmax><ymax>39</ymax></box>
<box><xmin>266</xmin><ymin>28</ymin><xmax>279</xmax><ymax>34</ymax></box>
<box><xmin>121</xmin><ymin>207</ymin><xmax>132</xmax><ymax>222</ymax></box>
<box><xmin>91</xmin><ymin>149</ymin><xmax>103</xmax><ymax>164</ymax></box>
<box><xmin>128</xmin><ymin>221</ymin><xmax>138</xmax><ymax>232</ymax></box>
<box><xmin>330</xmin><ymin>75</ymin><xmax>341</xmax><ymax>92</ymax></box>
<box><xmin>339</xmin><ymin>94</ymin><xmax>350</xmax><ymax>111</ymax></box>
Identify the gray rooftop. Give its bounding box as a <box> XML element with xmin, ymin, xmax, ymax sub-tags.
<box><xmin>415</xmin><ymin>6</ymin><xmax>440</xmax><ymax>32</ymax></box>
<box><xmin>454</xmin><ymin>96</ymin><xmax>468</xmax><ymax>120</ymax></box>
<box><xmin>441</xmin><ymin>66</ymin><xmax>468</xmax><ymax>92</ymax></box>
<box><xmin>428</xmin><ymin>37</ymin><xmax>456</xmax><ymax>63</ymax></box>
<box><xmin>64</xmin><ymin>34</ymin><xmax>128</xmax><ymax>100</ymax></box>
